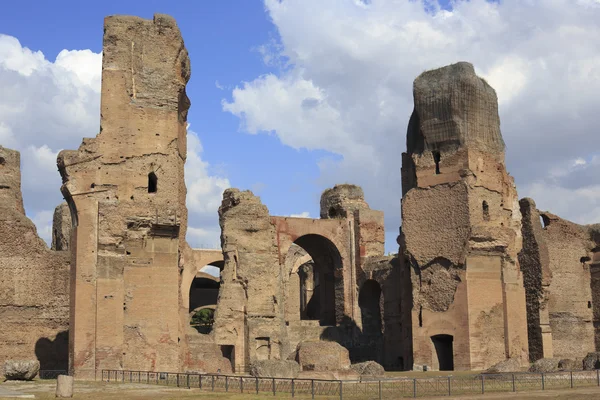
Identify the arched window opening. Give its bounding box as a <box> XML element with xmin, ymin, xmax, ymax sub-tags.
<box><xmin>291</xmin><ymin>235</ymin><xmax>343</xmax><ymax>326</ymax></box>
<box><xmin>189</xmin><ymin>263</ymin><xmax>221</xmax><ymax>334</ymax></box>
<box><xmin>0</xmin><ymin>156</ymin><xmax>6</xmax><ymax>166</ymax></box>
<box><xmin>540</xmin><ymin>214</ymin><xmax>550</xmax><ymax>228</ymax></box>
<box><xmin>431</xmin><ymin>334</ymin><xmax>454</xmax><ymax>371</ymax></box>
<box><xmin>359</xmin><ymin>280</ymin><xmax>383</xmax><ymax>335</ymax></box>
<box><xmin>148</xmin><ymin>172</ymin><xmax>158</xmax><ymax>193</ymax></box>
<box><xmin>482</xmin><ymin>201</ymin><xmax>490</xmax><ymax>221</ymax></box>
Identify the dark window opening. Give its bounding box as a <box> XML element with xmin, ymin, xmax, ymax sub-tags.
<box><xmin>220</xmin><ymin>345</ymin><xmax>235</xmax><ymax>371</ymax></box>
<box><xmin>483</xmin><ymin>201</ymin><xmax>490</xmax><ymax>221</ymax></box>
<box><xmin>359</xmin><ymin>280</ymin><xmax>383</xmax><ymax>335</ymax></box>
<box><xmin>431</xmin><ymin>334</ymin><xmax>454</xmax><ymax>371</ymax></box>
<box><xmin>328</xmin><ymin>207</ymin><xmax>339</xmax><ymax>218</ymax></box>
<box><xmin>581</xmin><ymin>256</ymin><xmax>591</xmax><ymax>264</ymax></box>
<box><xmin>0</xmin><ymin>157</ymin><xmax>5</xmax><ymax>165</ymax></box>
<box><xmin>418</xmin><ymin>306</ymin><xmax>423</xmax><ymax>327</ymax></box>
<box><xmin>148</xmin><ymin>172</ymin><xmax>158</xmax><ymax>193</ymax></box>
<box><xmin>588</xmin><ymin>301</ymin><xmax>592</xmax><ymax>309</ymax></box>
<box><xmin>540</xmin><ymin>214</ymin><xmax>550</xmax><ymax>228</ymax></box>
<box><xmin>432</xmin><ymin>151</ymin><xmax>441</xmax><ymax>175</ymax></box>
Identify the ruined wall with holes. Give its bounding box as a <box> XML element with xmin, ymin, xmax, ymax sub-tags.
<box><xmin>519</xmin><ymin>199</ymin><xmax>599</xmax><ymax>360</ymax></box>
<box><xmin>399</xmin><ymin>62</ymin><xmax>529</xmax><ymax>371</ymax></box>
<box><xmin>56</xmin><ymin>14</ymin><xmax>230</xmax><ymax>379</ymax></box>
<box><xmin>0</xmin><ymin>146</ymin><xmax>70</xmax><ymax>376</ymax></box>
<box><xmin>213</xmin><ymin>184</ymin><xmax>389</xmax><ymax>371</ymax></box>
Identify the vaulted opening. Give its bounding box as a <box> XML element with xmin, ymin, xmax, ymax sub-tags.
<box><xmin>148</xmin><ymin>172</ymin><xmax>158</xmax><ymax>193</ymax></box>
<box><xmin>359</xmin><ymin>279</ymin><xmax>382</xmax><ymax>335</ymax></box>
<box><xmin>293</xmin><ymin>234</ymin><xmax>344</xmax><ymax>326</ymax></box>
<box><xmin>431</xmin><ymin>334</ymin><xmax>454</xmax><ymax>371</ymax></box>
<box><xmin>189</xmin><ymin>261</ymin><xmax>223</xmax><ymax>334</ymax></box>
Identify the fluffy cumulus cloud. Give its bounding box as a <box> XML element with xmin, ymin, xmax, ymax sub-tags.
<box><xmin>0</xmin><ymin>35</ymin><xmax>228</xmax><ymax>247</ymax></box>
<box><xmin>223</xmin><ymin>0</ymin><xmax>600</xmax><ymax>246</ymax></box>
<box><xmin>185</xmin><ymin>130</ymin><xmax>231</xmax><ymax>248</ymax></box>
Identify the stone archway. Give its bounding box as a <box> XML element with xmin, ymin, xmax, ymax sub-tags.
<box><xmin>290</xmin><ymin>234</ymin><xmax>345</xmax><ymax>327</ymax></box>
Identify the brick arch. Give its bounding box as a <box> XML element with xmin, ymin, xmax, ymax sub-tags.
<box><xmin>272</xmin><ymin>216</ymin><xmax>355</xmax><ymax>325</ymax></box>
<box><xmin>181</xmin><ymin>249</ymin><xmax>223</xmax><ymax>313</ymax></box>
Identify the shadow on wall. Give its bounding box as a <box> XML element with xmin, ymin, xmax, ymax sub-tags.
<box><xmin>35</xmin><ymin>331</ymin><xmax>68</xmax><ymax>371</ymax></box>
<box><xmin>320</xmin><ymin>315</ymin><xmax>384</xmax><ymax>366</ymax></box>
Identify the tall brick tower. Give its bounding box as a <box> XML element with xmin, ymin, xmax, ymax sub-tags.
<box><xmin>58</xmin><ymin>14</ymin><xmax>191</xmax><ymax>379</ymax></box>
<box><xmin>399</xmin><ymin>62</ymin><xmax>529</xmax><ymax>371</ymax></box>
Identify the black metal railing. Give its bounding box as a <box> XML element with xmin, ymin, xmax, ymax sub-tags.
<box><xmin>101</xmin><ymin>368</ymin><xmax>600</xmax><ymax>398</ymax></box>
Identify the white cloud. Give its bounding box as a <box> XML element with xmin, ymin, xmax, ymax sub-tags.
<box><xmin>0</xmin><ymin>34</ymin><xmax>101</xmax><ymax>225</ymax></box>
<box><xmin>30</xmin><ymin>209</ymin><xmax>54</xmax><ymax>245</ymax></box>
<box><xmin>290</xmin><ymin>211</ymin><xmax>311</xmax><ymax>218</ymax></box>
<box><xmin>0</xmin><ymin>35</ymin><xmax>230</xmax><ymax>249</ymax></box>
<box><xmin>223</xmin><ymin>0</ymin><xmax>600</xmax><ymax>236</ymax></box>
<box><xmin>185</xmin><ymin>129</ymin><xmax>231</xmax><ymax>249</ymax></box>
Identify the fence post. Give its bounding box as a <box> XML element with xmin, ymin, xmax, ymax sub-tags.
<box><xmin>512</xmin><ymin>374</ymin><xmax>515</xmax><ymax>392</ymax></box>
<box><xmin>156</xmin><ymin>372</ymin><xmax>159</xmax><ymax>385</ymax></box>
<box><xmin>241</xmin><ymin>376</ymin><xmax>243</xmax><ymax>393</ymax></box>
<box><xmin>571</xmin><ymin>371</ymin><xmax>574</xmax><ymax>388</ymax></box>
<box><xmin>339</xmin><ymin>380</ymin><xmax>343</xmax><ymax>400</ymax></box>
<box><xmin>481</xmin><ymin>374</ymin><xmax>485</xmax><ymax>394</ymax></box>
<box><xmin>272</xmin><ymin>378</ymin><xmax>276</xmax><ymax>396</ymax></box>
<box><xmin>292</xmin><ymin>379</ymin><xmax>295</xmax><ymax>398</ymax></box>
<box><xmin>413</xmin><ymin>378</ymin><xmax>417</xmax><ymax>398</ymax></box>
<box><xmin>311</xmin><ymin>379</ymin><xmax>315</xmax><ymax>399</ymax></box>
<box><xmin>176</xmin><ymin>373</ymin><xmax>179</xmax><ymax>387</ymax></box>
<box><xmin>212</xmin><ymin>375</ymin><xmax>215</xmax><ymax>391</ymax></box>
<box><xmin>200</xmin><ymin>374</ymin><xmax>203</xmax><ymax>389</ymax></box>
<box><xmin>597</xmin><ymin>369</ymin><xmax>599</xmax><ymax>386</ymax></box>
<box><xmin>256</xmin><ymin>377</ymin><xmax>259</xmax><ymax>394</ymax></box>
<box><xmin>122</xmin><ymin>371</ymin><xmax>125</xmax><ymax>383</ymax></box>
<box><xmin>378</xmin><ymin>380</ymin><xmax>382</xmax><ymax>400</ymax></box>
<box><xmin>541</xmin><ymin>373</ymin><xmax>545</xmax><ymax>390</ymax></box>
<box><xmin>226</xmin><ymin>375</ymin><xmax>229</xmax><ymax>392</ymax></box>
<box><xmin>448</xmin><ymin>376</ymin><xmax>451</xmax><ymax>396</ymax></box>
<box><xmin>147</xmin><ymin>371</ymin><xmax>149</xmax><ymax>384</ymax></box>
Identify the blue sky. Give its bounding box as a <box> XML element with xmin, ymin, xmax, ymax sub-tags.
<box><xmin>1</xmin><ymin>0</ymin><xmax>600</xmax><ymax>254</ymax></box>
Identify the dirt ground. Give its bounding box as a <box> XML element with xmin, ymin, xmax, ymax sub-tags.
<box><xmin>2</xmin><ymin>379</ymin><xmax>600</xmax><ymax>399</ymax></box>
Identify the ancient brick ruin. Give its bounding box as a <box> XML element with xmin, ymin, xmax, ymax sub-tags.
<box><xmin>2</xmin><ymin>13</ymin><xmax>600</xmax><ymax>379</ymax></box>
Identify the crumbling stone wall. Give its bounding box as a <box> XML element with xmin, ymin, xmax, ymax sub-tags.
<box><xmin>214</xmin><ymin>189</ymin><xmax>283</xmax><ymax>371</ymax></box>
<box><xmin>519</xmin><ymin>200</ymin><xmax>597</xmax><ymax>360</ymax></box>
<box><xmin>213</xmin><ymin>184</ymin><xmax>386</xmax><ymax>371</ymax></box>
<box><xmin>0</xmin><ymin>146</ymin><xmax>70</xmax><ymax>375</ymax></box>
<box><xmin>518</xmin><ymin>198</ymin><xmax>553</xmax><ymax>361</ymax></box>
<box><xmin>58</xmin><ymin>14</ymin><xmax>194</xmax><ymax>379</ymax></box>
<box><xmin>51</xmin><ymin>202</ymin><xmax>72</xmax><ymax>251</ymax></box>
<box><xmin>400</xmin><ymin>62</ymin><xmax>528</xmax><ymax>371</ymax></box>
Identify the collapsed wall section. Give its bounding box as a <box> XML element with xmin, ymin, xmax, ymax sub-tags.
<box><xmin>0</xmin><ymin>146</ymin><xmax>70</xmax><ymax>376</ymax></box>
<box><xmin>519</xmin><ymin>201</ymin><xmax>597</xmax><ymax>360</ymax></box>
<box><xmin>57</xmin><ymin>14</ymin><xmax>191</xmax><ymax>379</ymax></box>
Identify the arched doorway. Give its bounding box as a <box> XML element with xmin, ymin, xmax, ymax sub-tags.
<box><xmin>189</xmin><ymin>262</ymin><xmax>223</xmax><ymax>334</ymax></box>
<box><xmin>292</xmin><ymin>234</ymin><xmax>344</xmax><ymax>326</ymax></box>
<box><xmin>359</xmin><ymin>280</ymin><xmax>382</xmax><ymax>335</ymax></box>
<box><xmin>431</xmin><ymin>334</ymin><xmax>454</xmax><ymax>371</ymax></box>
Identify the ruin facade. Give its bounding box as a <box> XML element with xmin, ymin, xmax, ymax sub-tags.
<box><xmin>0</xmin><ymin>147</ymin><xmax>70</xmax><ymax>376</ymax></box>
<box><xmin>3</xmin><ymin>13</ymin><xmax>600</xmax><ymax>379</ymax></box>
<box><xmin>399</xmin><ymin>62</ymin><xmax>529</xmax><ymax>371</ymax></box>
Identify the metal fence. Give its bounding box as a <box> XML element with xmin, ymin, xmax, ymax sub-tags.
<box><xmin>102</xmin><ymin>369</ymin><xmax>600</xmax><ymax>398</ymax></box>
